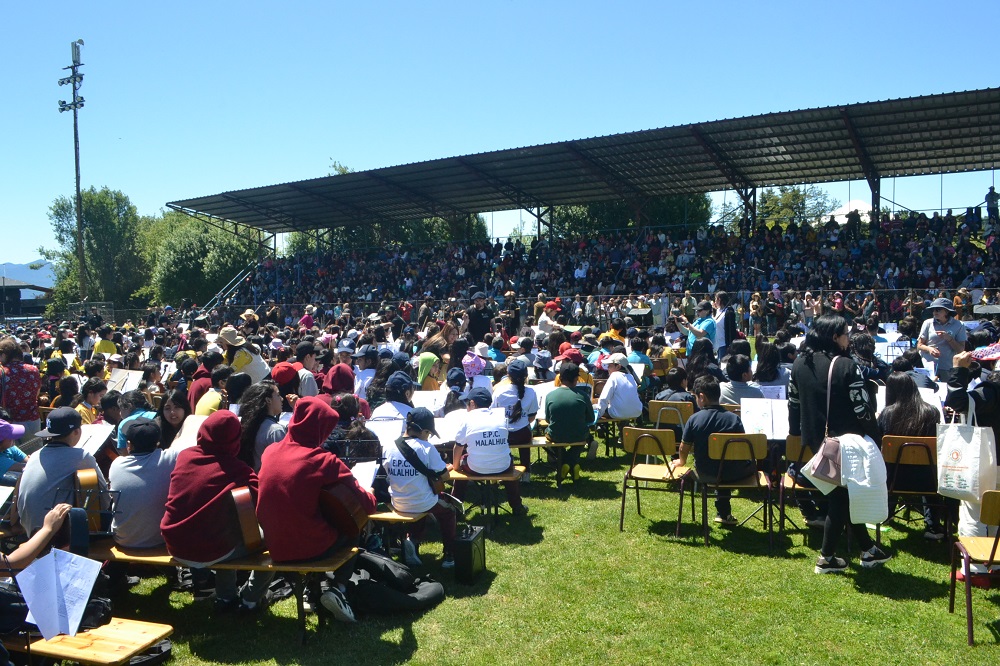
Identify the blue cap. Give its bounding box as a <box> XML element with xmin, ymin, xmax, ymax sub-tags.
<box><xmin>466</xmin><ymin>386</ymin><xmax>493</xmax><ymax>407</ymax></box>
<box><xmin>507</xmin><ymin>358</ymin><xmax>528</xmax><ymax>379</ymax></box>
<box><xmin>446</xmin><ymin>367</ymin><xmax>467</xmax><ymax>390</ymax></box>
<box><xmin>391</xmin><ymin>351</ymin><xmax>411</xmax><ymax>371</ymax></box>
<box><xmin>386</xmin><ymin>370</ymin><xmax>419</xmax><ymax>394</ymax></box>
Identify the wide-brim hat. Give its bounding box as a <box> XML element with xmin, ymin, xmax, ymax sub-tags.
<box><xmin>929</xmin><ymin>297</ymin><xmax>956</xmax><ymax>313</ymax></box>
<box><xmin>240</xmin><ymin>309</ymin><xmax>258</xmax><ymax>321</ymax></box>
<box><xmin>218</xmin><ymin>326</ymin><xmax>246</xmax><ymax>347</ymax></box>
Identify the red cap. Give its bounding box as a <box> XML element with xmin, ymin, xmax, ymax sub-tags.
<box><xmin>271</xmin><ymin>362</ymin><xmax>298</xmax><ymax>385</ymax></box>
<box><xmin>545</xmin><ymin>300</ymin><xmax>561</xmax><ymax>311</ymax></box>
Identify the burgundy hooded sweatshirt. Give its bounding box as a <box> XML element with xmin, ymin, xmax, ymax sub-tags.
<box><xmin>187</xmin><ymin>365</ymin><xmax>213</xmax><ymax>412</ymax></box>
<box><xmin>256</xmin><ymin>396</ymin><xmax>376</xmax><ymax>562</ymax></box>
<box><xmin>160</xmin><ymin>410</ymin><xmax>256</xmax><ymax>562</ymax></box>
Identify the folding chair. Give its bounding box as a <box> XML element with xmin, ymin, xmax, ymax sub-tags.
<box><xmin>948</xmin><ymin>490</ymin><xmax>1000</xmax><ymax>645</ymax></box>
<box><xmin>720</xmin><ymin>403</ymin><xmax>741</xmax><ymax>416</ymax></box>
<box><xmin>778</xmin><ymin>436</ymin><xmax>823</xmax><ymax>543</ymax></box>
<box><xmin>648</xmin><ymin>400</ymin><xmax>694</xmax><ymax>430</ymax></box>
<box><xmin>879</xmin><ymin>435</ymin><xmax>950</xmax><ymax>544</ymax></box>
<box><xmin>689</xmin><ymin>433</ymin><xmax>771</xmax><ymax>548</ymax></box>
<box><xmin>619</xmin><ymin>427</ymin><xmax>691</xmax><ymax>532</ymax></box>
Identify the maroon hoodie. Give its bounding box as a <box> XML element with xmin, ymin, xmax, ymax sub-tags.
<box><xmin>187</xmin><ymin>365</ymin><xmax>212</xmax><ymax>412</ymax></box>
<box><xmin>160</xmin><ymin>411</ymin><xmax>257</xmax><ymax>562</ymax></box>
<box><xmin>257</xmin><ymin>396</ymin><xmax>376</xmax><ymax>562</ymax></box>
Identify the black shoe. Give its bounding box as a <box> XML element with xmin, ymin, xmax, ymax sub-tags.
<box><xmin>213</xmin><ymin>597</ymin><xmax>240</xmax><ymax>614</ymax></box>
<box><xmin>861</xmin><ymin>546</ymin><xmax>891</xmax><ymax>568</ymax></box>
<box><xmin>512</xmin><ymin>504</ymin><xmax>529</xmax><ymax>517</ymax></box>
<box><xmin>814</xmin><ymin>556</ymin><xmax>848</xmax><ymax>574</ymax></box>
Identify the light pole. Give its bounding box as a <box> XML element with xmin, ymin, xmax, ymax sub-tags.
<box><xmin>58</xmin><ymin>39</ymin><xmax>87</xmax><ymax>300</ymax></box>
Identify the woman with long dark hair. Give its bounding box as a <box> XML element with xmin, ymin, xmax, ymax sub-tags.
<box><xmin>789</xmin><ymin>314</ymin><xmax>889</xmax><ymax>573</ymax></box>
<box><xmin>685</xmin><ymin>338</ymin><xmax>725</xmax><ymax>384</ymax></box>
<box><xmin>877</xmin><ymin>371</ymin><xmax>945</xmax><ymax>539</ymax></box>
<box><xmin>156</xmin><ymin>389</ymin><xmax>191</xmax><ymax>449</ymax></box>
<box><xmin>753</xmin><ymin>341</ymin><xmax>790</xmax><ymax>388</ymax></box>
<box><xmin>491</xmin><ymin>359</ymin><xmax>538</xmax><ymax>481</ymax></box>
<box><xmin>238</xmin><ymin>381</ymin><xmax>286</xmax><ymax>470</ymax></box>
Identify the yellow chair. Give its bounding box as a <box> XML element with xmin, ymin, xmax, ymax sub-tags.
<box><xmin>619</xmin><ymin>427</ymin><xmax>691</xmax><ymax>532</ymax></box>
<box><xmin>778</xmin><ymin>435</ymin><xmax>822</xmax><ymax>541</ymax></box>
<box><xmin>948</xmin><ymin>490</ymin><xmax>1000</xmax><ymax>645</ymax></box>
<box><xmin>720</xmin><ymin>403</ymin><xmax>741</xmax><ymax>416</ymax></box>
<box><xmin>879</xmin><ymin>435</ymin><xmax>949</xmax><ymax>544</ymax></box>
<box><xmin>688</xmin><ymin>433</ymin><xmax>771</xmax><ymax>548</ymax></box>
<box><xmin>648</xmin><ymin>400</ymin><xmax>694</xmax><ymax>429</ymax></box>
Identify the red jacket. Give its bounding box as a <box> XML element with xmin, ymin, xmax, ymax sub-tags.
<box><xmin>257</xmin><ymin>397</ymin><xmax>376</xmax><ymax>562</ymax></box>
<box><xmin>160</xmin><ymin>411</ymin><xmax>256</xmax><ymax>562</ymax></box>
<box><xmin>187</xmin><ymin>366</ymin><xmax>212</xmax><ymax>412</ymax></box>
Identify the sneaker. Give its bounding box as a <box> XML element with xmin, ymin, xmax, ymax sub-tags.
<box><xmin>403</xmin><ymin>538</ymin><xmax>422</xmax><ymax>568</ymax></box>
<box><xmin>814</xmin><ymin>556</ymin><xmax>848</xmax><ymax>574</ymax></box>
<box><xmin>572</xmin><ymin>464</ymin><xmax>582</xmax><ymax>481</ymax></box>
<box><xmin>512</xmin><ymin>504</ymin><xmax>529</xmax><ymax>517</ymax></box>
<box><xmin>713</xmin><ymin>514</ymin><xmax>737</xmax><ymax>526</ymax></box>
<box><xmin>521</xmin><ymin>472</ymin><xmax>531</xmax><ymax>484</ymax></box>
<box><xmin>860</xmin><ymin>546</ymin><xmax>892</xmax><ymax>568</ymax></box>
<box><xmin>213</xmin><ymin>596</ymin><xmax>241</xmax><ymax>614</ymax></box>
<box><xmin>587</xmin><ymin>440</ymin><xmax>599</xmax><ymax>459</ymax></box>
<box><xmin>320</xmin><ymin>588</ymin><xmax>356</xmax><ymax>623</ymax></box>
<box><xmin>923</xmin><ymin>529</ymin><xmax>946</xmax><ymax>541</ymax></box>
<box><xmin>558</xmin><ymin>464</ymin><xmax>570</xmax><ymax>481</ymax></box>
<box><xmin>805</xmin><ymin>516</ymin><xmax>827</xmax><ymax>528</ymax></box>
<box><xmin>441</xmin><ymin>556</ymin><xmax>455</xmax><ymax>570</ymax></box>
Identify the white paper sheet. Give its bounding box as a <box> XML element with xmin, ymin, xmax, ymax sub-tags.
<box><xmin>759</xmin><ymin>385</ymin><xmax>787</xmax><ymax>400</ymax></box>
<box><xmin>107</xmin><ymin>369</ymin><xmax>143</xmax><ymax>393</ymax></box>
<box><xmin>411</xmin><ymin>390</ymin><xmax>445</xmax><ymax>412</ymax></box>
<box><xmin>78</xmin><ymin>423</ymin><xmax>115</xmax><ymax>457</ymax></box>
<box><xmin>350</xmin><ymin>461</ymin><xmax>379</xmax><ymax>490</ymax></box>
<box><xmin>739</xmin><ymin>398</ymin><xmax>790</xmax><ymax>440</ymax></box>
<box><xmin>172</xmin><ymin>414</ymin><xmax>209</xmax><ymax>450</ymax></box>
<box><xmin>17</xmin><ymin>549</ymin><xmax>102</xmax><ymax>640</ymax></box>
<box><xmin>367</xmin><ymin>418</ymin><xmax>405</xmax><ymax>453</ymax></box>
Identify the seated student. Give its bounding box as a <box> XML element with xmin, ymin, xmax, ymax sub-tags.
<box><xmin>654</xmin><ymin>367</ymin><xmax>697</xmax><ymax>407</ymax></box>
<box><xmin>187</xmin><ymin>351</ymin><xmax>224</xmax><ymax>412</ymax></box>
<box><xmin>596</xmin><ymin>353</ymin><xmax>642</xmax><ymax>420</ymax></box>
<box><xmin>719</xmin><ymin>354</ymin><xmax>765</xmax><ymax>405</ymax></box>
<box><xmin>892</xmin><ymin>350</ymin><xmax>937</xmax><ymax>390</ymax></box>
<box><xmin>257</xmin><ymin>396</ymin><xmax>377</xmax><ymax>623</ymax></box>
<box><xmin>513</xmin><ymin>338</ymin><xmax>536</xmax><ymax>367</ymax></box>
<box><xmin>160</xmin><ymin>411</ymin><xmax>274</xmax><ymax>613</ymax></box>
<box><xmin>14</xmin><ymin>407</ymin><xmax>109</xmax><ymax>536</ymax></box>
<box><xmin>672</xmin><ymin>375</ymin><xmax>755</xmax><ymax>525</ymax></box>
<box><xmin>627</xmin><ymin>337</ymin><xmax>655</xmax><ymax>392</ymax></box>
<box><xmin>195</xmin><ymin>365</ymin><xmax>233</xmax><ymax>416</ymax></box>
<box><xmin>877</xmin><ymin>371</ymin><xmax>948</xmax><ymax>540</ymax></box>
<box><xmin>75</xmin><ymin>377</ymin><xmax>107</xmax><ymax>425</ymax></box>
<box><xmin>532</xmin><ymin>350</ymin><xmax>555</xmax><ymax>382</ymax></box>
<box><xmin>491</xmin><ymin>359</ymin><xmax>538</xmax><ymax>481</ymax></box>
<box><xmin>383</xmin><ymin>408</ymin><xmax>456</xmax><ymax>569</ymax></box>
<box><xmin>0</xmin><ymin>415</ymin><xmax>28</xmax><ymax>478</ymax></box>
<box><xmin>452</xmin><ymin>387</ymin><xmax>528</xmax><ymax>513</ymax></box>
<box><xmin>352</xmin><ymin>344</ymin><xmax>379</xmax><ymax>401</ymax></box>
<box><xmin>116</xmin><ymin>391</ymin><xmax>158</xmax><ymax>454</ymax></box>
<box><xmin>109</xmin><ymin>418</ymin><xmax>185</xmax><ymax>548</ymax></box>
<box><xmin>545</xmin><ymin>363</ymin><xmax>595</xmax><ymax>482</ymax></box>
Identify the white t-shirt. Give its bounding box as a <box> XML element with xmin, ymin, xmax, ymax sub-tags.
<box><xmin>354</xmin><ymin>368</ymin><xmax>376</xmax><ymax>401</ymax></box>
<box><xmin>384</xmin><ymin>436</ymin><xmax>447</xmax><ymax>514</ymax></box>
<box><xmin>455</xmin><ymin>408</ymin><xmax>511</xmax><ymax>474</ymax></box>
<box><xmin>491</xmin><ymin>383</ymin><xmax>538</xmax><ymax>432</ymax></box>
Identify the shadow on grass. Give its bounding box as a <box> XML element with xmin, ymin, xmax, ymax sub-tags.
<box><xmin>852</xmin><ymin>566</ymin><xmax>950</xmax><ymax>601</ymax></box>
<box><xmin>518</xmin><ymin>476</ymin><xmax>622</xmax><ymax>502</ymax></box>
<box><xmin>445</xmin><ymin>569</ymin><xmax>498</xmax><ymax>598</ymax></box>
<box><xmin>657</xmin><ymin>520</ymin><xmax>808</xmax><ymax>559</ymax></box>
<box><xmin>483</xmin><ymin>519</ymin><xmax>545</xmax><ymax>546</ymax></box>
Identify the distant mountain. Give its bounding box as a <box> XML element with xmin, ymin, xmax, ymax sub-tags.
<box><xmin>1</xmin><ymin>261</ymin><xmax>55</xmax><ymax>292</ymax></box>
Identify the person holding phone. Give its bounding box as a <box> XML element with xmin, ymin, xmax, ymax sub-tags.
<box><xmin>916</xmin><ymin>297</ymin><xmax>966</xmax><ymax>381</ymax></box>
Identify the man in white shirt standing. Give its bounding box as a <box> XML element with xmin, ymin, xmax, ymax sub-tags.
<box><xmin>352</xmin><ymin>344</ymin><xmax>378</xmax><ymax>401</ymax></box>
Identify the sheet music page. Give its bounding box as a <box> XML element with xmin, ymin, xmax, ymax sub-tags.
<box><xmin>740</xmin><ymin>398</ymin><xmax>774</xmax><ymax>438</ymax></box>
<box><xmin>410</xmin><ymin>391</ymin><xmax>444</xmax><ymax>412</ymax></box>
<box><xmin>16</xmin><ymin>549</ymin><xmax>101</xmax><ymax>640</ymax></box>
<box><xmin>770</xmin><ymin>399</ymin><xmax>790</xmax><ymax>441</ymax></box>
<box><xmin>350</xmin><ymin>461</ymin><xmax>379</xmax><ymax>490</ymax></box>
<box><xmin>759</xmin><ymin>385</ymin><xmax>786</xmax><ymax>400</ymax></box>
<box><xmin>78</xmin><ymin>423</ymin><xmax>115</xmax><ymax>457</ymax></box>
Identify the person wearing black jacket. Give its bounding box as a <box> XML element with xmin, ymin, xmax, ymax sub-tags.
<box><xmin>713</xmin><ymin>291</ymin><xmax>738</xmax><ymax>363</ymax></box>
<box><xmin>789</xmin><ymin>314</ymin><xmax>890</xmax><ymax>574</ymax></box>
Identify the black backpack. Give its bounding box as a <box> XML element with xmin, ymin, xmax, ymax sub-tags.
<box><xmin>346</xmin><ymin>550</ymin><xmax>444</xmax><ymax>615</ymax></box>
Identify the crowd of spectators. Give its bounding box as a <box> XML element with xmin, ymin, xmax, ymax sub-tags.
<box><xmin>210</xmin><ymin>207</ymin><xmax>1000</xmax><ymax>335</ymax></box>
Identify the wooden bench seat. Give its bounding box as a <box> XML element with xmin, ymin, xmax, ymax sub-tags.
<box><xmin>447</xmin><ymin>465</ymin><xmax>525</xmax><ymax>483</ymax></box>
<box><xmin>4</xmin><ymin>618</ymin><xmax>172</xmax><ymax>666</ymax></box>
<box><xmin>87</xmin><ymin>539</ymin><xmax>356</xmax><ymax>643</ymax></box>
<box><xmin>369</xmin><ymin>510</ymin><xmax>427</xmax><ymax>524</ymax></box>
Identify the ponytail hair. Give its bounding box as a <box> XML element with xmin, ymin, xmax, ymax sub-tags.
<box><xmin>509</xmin><ymin>372</ymin><xmax>525</xmax><ymax>423</ymax></box>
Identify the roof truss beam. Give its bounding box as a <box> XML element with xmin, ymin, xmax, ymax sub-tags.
<box><xmin>840</xmin><ymin>108</ymin><xmax>881</xmax><ymax>192</ymax></box>
<box><xmin>689</xmin><ymin>125</ymin><xmax>756</xmax><ymax>205</ymax></box>
<box><xmin>455</xmin><ymin>157</ymin><xmax>539</xmax><ymax>210</ymax></box>
<box><xmin>563</xmin><ymin>142</ymin><xmax>649</xmax><ymax>203</ymax></box>
<box><xmin>365</xmin><ymin>172</ymin><xmax>468</xmax><ymax>219</ymax></box>
<box><xmin>166</xmin><ymin>205</ymin><xmax>276</xmax><ymax>253</ymax></box>
<box><xmin>219</xmin><ymin>194</ymin><xmax>325</xmax><ymax>245</ymax></box>
<box><xmin>285</xmin><ymin>183</ymin><xmax>398</xmax><ymax>228</ymax></box>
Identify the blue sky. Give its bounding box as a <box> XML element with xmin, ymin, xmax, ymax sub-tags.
<box><xmin>2</xmin><ymin>1</ymin><xmax>998</xmax><ymax>264</ymax></box>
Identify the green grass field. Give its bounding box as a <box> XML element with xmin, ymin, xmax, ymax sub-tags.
<box><xmin>116</xmin><ymin>444</ymin><xmax>1000</xmax><ymax>665</ymax></box>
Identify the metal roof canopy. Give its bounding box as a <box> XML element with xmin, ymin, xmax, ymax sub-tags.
<box><xmin>168</xmin><ymin>87</ymin><xmax>1000</xmax><ymax>234</ymax></box>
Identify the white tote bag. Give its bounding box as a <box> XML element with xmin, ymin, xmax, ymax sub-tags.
<box><xmin>937</xmin><ymin>399</ymin><xmax>998</xmax><ymax>503</ymax></box>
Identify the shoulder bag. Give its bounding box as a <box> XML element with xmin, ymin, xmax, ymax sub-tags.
<box><xmin>806</xmin><ymin>356</ymin><xmax>844</xmax><ymax>487</ymax></box>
